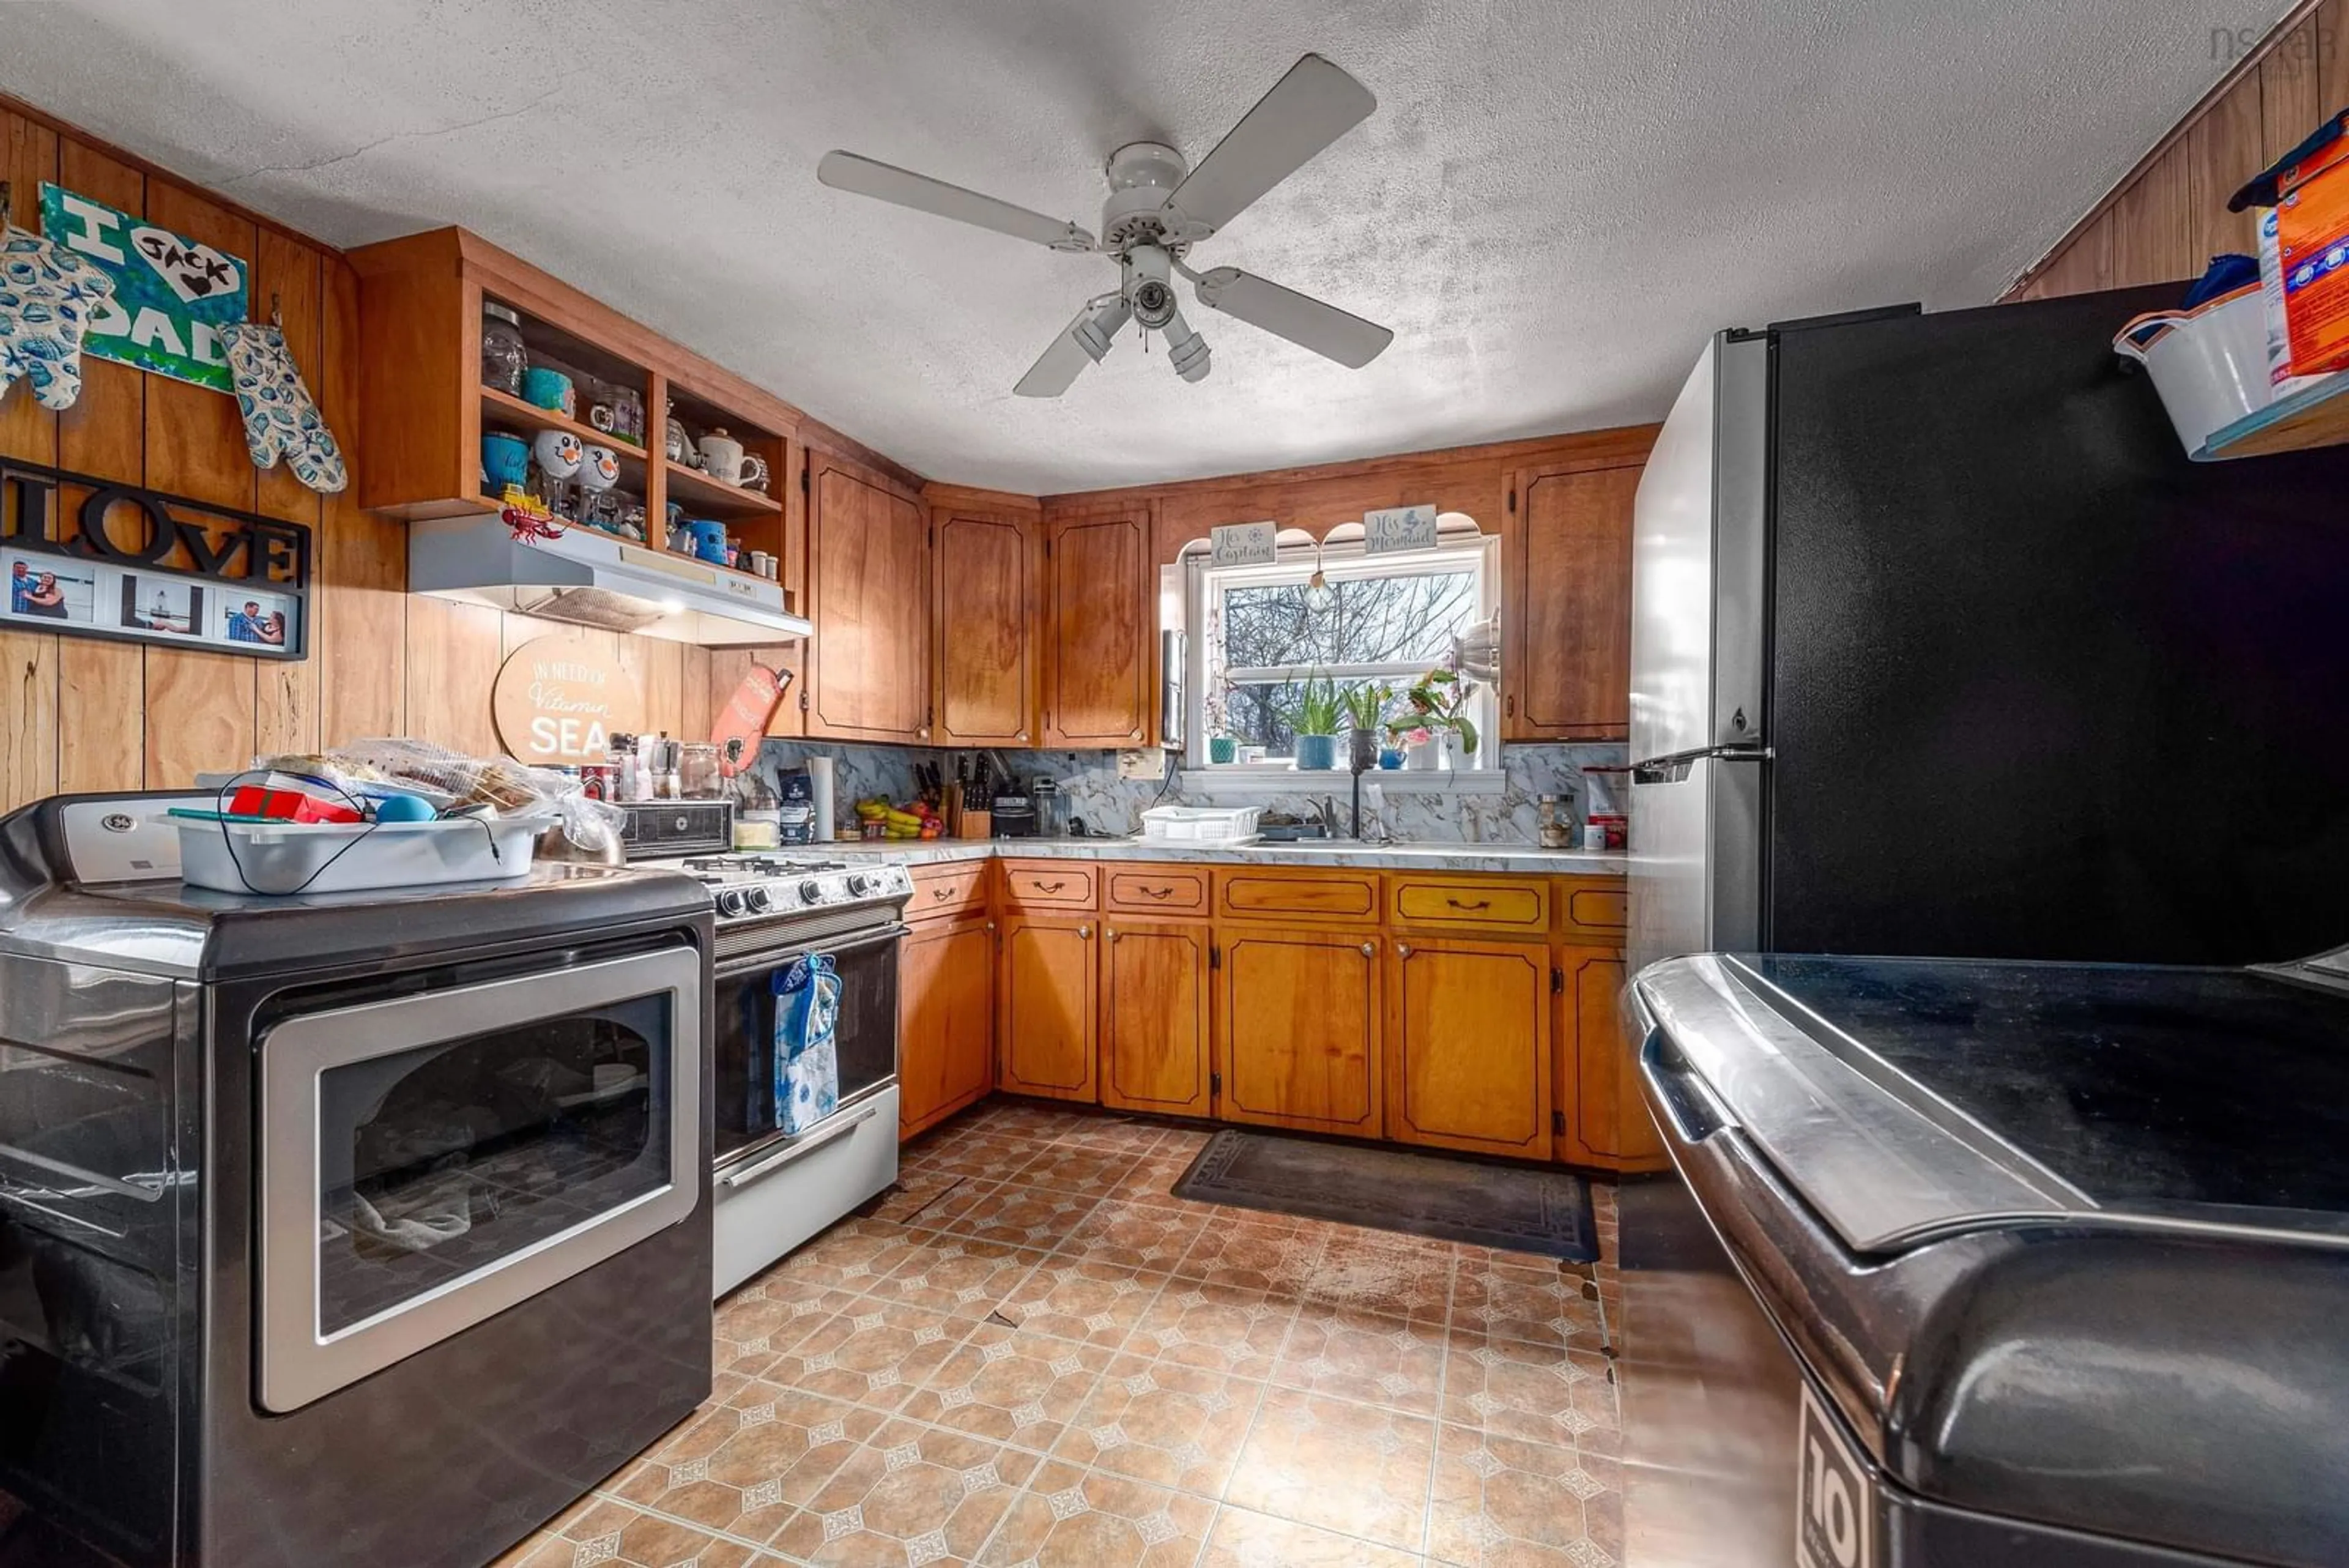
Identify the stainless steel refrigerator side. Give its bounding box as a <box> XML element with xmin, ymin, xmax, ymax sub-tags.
<box><xmin>1628</xmin><ymin>334</ymin><xmax>1770</xmax><ymax>974</ymax></box>
<box><xmin>1628</xmin><ymin>342</ymin><xmax>1719</xmax><ymax>768</ymax></box>
<box><xmin>1710</xmin><ymin>334</ymin><xmax>1770</xmax><ymax>749</ymax></box>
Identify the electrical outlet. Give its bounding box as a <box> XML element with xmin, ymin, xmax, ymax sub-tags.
<box><xmin>1116</xmin><ymin>749</ymin><xmax>1162</xmax><ymax>781</ymax></box>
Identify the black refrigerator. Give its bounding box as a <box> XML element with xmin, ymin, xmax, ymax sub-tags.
<box><xmin>1627</xmin><ymin>288</ymin><xmax>2349</xmax><ymax>974</ymax></box>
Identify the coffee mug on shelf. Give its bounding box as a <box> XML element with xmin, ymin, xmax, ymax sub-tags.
<box><xmin>576</xmin><ymin>443</ymin><xmax>621</xmax><ymax>492</ymax></box>
<box><xmin>481</xmin><ymin>432</ymin><xmax>529</xmax><ymax>492</ymax></box>
<box><xmin>697</xmin><ymin>429</ymin><xmax>748</xmax><ymax>484</ymax></box>
<box><xmin>521</xmin><ymin>366</ymin><xmax>575</xmax><ymax>416</ymax></box>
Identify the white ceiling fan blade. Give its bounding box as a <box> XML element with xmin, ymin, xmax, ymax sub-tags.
<box><xmin>818</xmin><ymin>150</ymin><xmax>1096</xmax><ymax>251</ymax></box>
<box><xmin>1015</xmin><ymin>299</ymin><xmax>1132</xmax><ymax>398</ymax></box>
<box><xmin>1191</xmin><ymin>267</ymin><xmax>1392</xmax><ymax>368</ymax></box>
<box><xmin>1164</xmin><ymin>54</ymin><xmax>1375</xmax><ymax>232</ymax></box>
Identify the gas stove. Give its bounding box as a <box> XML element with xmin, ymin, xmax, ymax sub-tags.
<box><xmin>664</xmin><ymin>852</ymin><xmax>913</xmax><ymax>924</ymax></box>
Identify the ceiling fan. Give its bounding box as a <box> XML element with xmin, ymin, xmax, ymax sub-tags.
<box><xmin>817</xmin><ymin>52</ymin><xmax>1395</xmax><ymax>398</ymax></box>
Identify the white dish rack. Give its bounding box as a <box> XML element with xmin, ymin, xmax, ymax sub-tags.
<box><xmin>177</xmin><ymin>814</ymin><xmax>552</xmax><ymax>896</ymax></box>
<box><xmin>1139</xmin><ymin>805</ymin><xmax>1263</xmax><ymax>847</ymax></box>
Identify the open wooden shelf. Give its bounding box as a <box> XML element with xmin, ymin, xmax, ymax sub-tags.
<box><xmin>665</xmin><ymin>457</ymin><xmax>782</xmax><ymax>518</ymax></box>
<box><xmin>479</xmin><ymin>387</ymin><xmax>649</xmax><ymax>485</ymax></box>
<box><xmin>2199</xmin><ymin>368</ymin><xmax>2349</xmax><ymax>461</ymax></box>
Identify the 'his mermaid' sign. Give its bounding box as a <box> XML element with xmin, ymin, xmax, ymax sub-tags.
<box><xmin>39</xmin><ymin>184</ymin><xmax>248</xmax><ymax>395</ymax></box>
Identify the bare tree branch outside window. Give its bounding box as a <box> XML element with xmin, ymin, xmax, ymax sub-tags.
<box><xmin>1214</xmin><ymin>568</ymin><xmax>1477</xmax><ymax>756</ymax></box>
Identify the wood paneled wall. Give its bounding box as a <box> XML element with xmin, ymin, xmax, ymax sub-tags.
<box><xmin>0</xmin><ymin>103</ymin><xmax>710</xmax><ymax>813</ymax></box>
<box><xmin>2011</xmin><ymin>1</ymin><xmax>2346</xmax><ymax>297</ymax></box>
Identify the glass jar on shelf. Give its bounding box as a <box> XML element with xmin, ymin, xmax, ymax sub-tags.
<box><xmin>481</xmin><ymin>303</ymin><xmax>527</xmax><ymax>396</ymax></box>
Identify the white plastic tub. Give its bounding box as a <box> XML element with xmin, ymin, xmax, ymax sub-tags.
<box><xmin>177</xmin><ymin>814</ymin><xmax>551</xmax><ymax>896</ymax></box>
<box><xmin>1139</xmin><ymin>805</ymin><xmax>1263</xmax><ymax>847</ymax></box>
<box><xmin>2113</xmin><ymin>289</ymin><xmax>2272</xmax><ymax>458</ymax></box>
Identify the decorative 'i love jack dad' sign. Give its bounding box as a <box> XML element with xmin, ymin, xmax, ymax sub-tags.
<box><xmin>37</xmin><ymin>183</ymin><xmax>248</xmax><ymax>396</ymax></box>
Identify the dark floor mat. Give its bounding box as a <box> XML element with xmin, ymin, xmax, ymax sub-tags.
<box><xmin>1171</xmin><ymin>1129</ymin><xmax>1598</xmax><ymax>1261</ymax></box>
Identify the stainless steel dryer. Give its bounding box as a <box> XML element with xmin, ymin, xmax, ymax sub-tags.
<box><xmin>0</xmin><ymin>792</ymin><xmax>714</xmax><ymax>1568</ymax></box>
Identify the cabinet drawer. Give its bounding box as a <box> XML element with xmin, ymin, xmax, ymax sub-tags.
<box><xmin>1557</xmin><ymin>878</ymin><xmax>1628</xmax><ymax>942</ymax></box>
<box><xmin>1000</xmin><ymin>860</ymin><xmax>1099</xmax><ymax>910</ymax></box>
<box><xmin>1390</xmin><ymin>875</ymin><xmax>1550</xmax><ymax>935</ymax></box>
<box><xmin>1104</xmin><ymin>865</ymin><xmax>1209</xmax><ymax>916</ymax></box>
<box><xmin>908</xmin><ymin>863</ymin><xmax>989</xmax><ymax>923</ymax></box>
<box><xmin>1214</xmin><ymin>868</ymin><xmax>1379</xmax><ymax>924</ymax></box>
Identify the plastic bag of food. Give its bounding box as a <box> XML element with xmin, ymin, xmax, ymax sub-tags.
<box><xmin>253</xmin><ymin>738</ymin><xmax>625</xmax><ymax>851</ymax></box>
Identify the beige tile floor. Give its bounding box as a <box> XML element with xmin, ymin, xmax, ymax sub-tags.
<box><xmin>496</xmin><ymin>1100</ymin><xmax>1624</xmax><ymax>1568</ymax></box>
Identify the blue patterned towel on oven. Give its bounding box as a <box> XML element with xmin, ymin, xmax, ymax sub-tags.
<box><xmin>773</xmin><ymin>953</ymin><xmax>842</xmax><ymax>1136</ymax></box>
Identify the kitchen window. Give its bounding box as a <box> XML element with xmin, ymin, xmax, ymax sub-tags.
<box><xmin>1185</xmin><ymin>523</ymin><xmax>1498</xmax><ymax>775</ymax></box>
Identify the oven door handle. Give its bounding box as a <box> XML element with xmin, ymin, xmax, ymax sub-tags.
<box><xmin>714</xmin><ymin>923</ymin><xmax>908</xmax><ymax>981</ymax></box>
<box><xmin>721</xmin><ymin>1104</ymin><xmax>879</xmax><ymax>1190</ymax></box>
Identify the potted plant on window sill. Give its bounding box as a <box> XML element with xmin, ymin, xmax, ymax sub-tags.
<box><xmin>1286</xmin><ymin>677</ymin><xmax>1344</xmax><ymax>771</ymax></box>
<box><xmin>1206</xmin><ymin>680</ymin><xmax>1238</xmax><ymax>765</ymax></box>
<box><xmin>1398</xmin><ymin>666</ymin><xmax>1481</xmax><ymax>770</ymax></box>
<box><xmin>1340</xmin><ymin>682</ymin><xmax>1392</xmax><ymax>773</ymax></box>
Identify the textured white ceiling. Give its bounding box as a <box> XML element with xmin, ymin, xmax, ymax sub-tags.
<box><xmin>0</xmin><ymin>0</ymin><xmax>2285</xmax><ymax>492</ymax></box>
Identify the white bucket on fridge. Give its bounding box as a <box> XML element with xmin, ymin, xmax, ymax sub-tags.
<box><xmin>2112</xmin><ymin>288</ymin><xmax>2272</xmax><ymax>457</ymax></box>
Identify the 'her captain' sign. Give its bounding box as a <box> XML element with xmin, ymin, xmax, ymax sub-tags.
<box><xmin>492</xmin><ymin>637</ymin><xmax>645</xmax><ymax>764</ymax></box>
<box><xmin>39</xmin><ymin>183</ymin><xmax>249</xmax><ymax>395</ymax></box>
<box><xmin>0</xmin><ymin>457</ymin><xmax>310</xmax><ymax>657</ymax></box>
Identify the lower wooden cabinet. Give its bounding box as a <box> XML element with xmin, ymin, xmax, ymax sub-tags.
<box><xmin>1215</xmin><ymin>929</ymin><xmax>1382</xmax><ymax>1136</ymax></box>
<box><xmin>1556</xmin><ymin>947</ymin><xmax>1665</xmax><ymax>1168</ymax></box>
<box><xmin>1386</xmin><ymin>937</ymin><xmax>1551</xmax><ymax>1157</ymax></box>
<box><xmin>998</xmin><ymin>915</ymin><xmax>1098</xmax><ymax>1101</ymax></box>
<box><xmin>1099</xmin><ymin>921</ymin><xmax>1212</xmax><ymax>1117</ymax></box>
<box><xmin>899</xmin><ymin>915</ymin><xmax>995</xmax><ymax>1139</ymax></box>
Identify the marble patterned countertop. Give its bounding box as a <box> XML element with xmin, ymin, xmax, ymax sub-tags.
<box><xmin>800</xmin><ymin>836</ymin><xmax>1626</xmax><ymax>877</ymax></box>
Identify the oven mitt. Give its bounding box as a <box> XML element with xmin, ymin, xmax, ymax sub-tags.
<box><xmin>773</xmin><ymin>953</ymin><xmax>842</xmax><ymax>1137</ymax></box>
<box><xmin>220</xmin><ymin>319</ymin><xmax>349</xmax><ymax>494</ymax></box>
<box><xmin>0</xmin><ymin>220</ymin><xmax>116</xmax><ymax>412</ymax></box>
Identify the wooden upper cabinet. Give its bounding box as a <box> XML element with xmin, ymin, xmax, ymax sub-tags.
<box><xmin>806</xmin><ymin>455</ymin><xmax>930</xmax><ymax>743</ymax></box>
<box><xmin>1041</xmin><ymin>508</ymin><xmax>1152</xmax><ymax>748</ymax></box>
<box><xmin>933</xmin><ymin>510</ymin><xmax>1036</xmax><ymax>746</ymax></box>
<box><xmin>1506</xmin><ymin>461</ymin><xmax>1638</xmax><ymax>741</ymax></box>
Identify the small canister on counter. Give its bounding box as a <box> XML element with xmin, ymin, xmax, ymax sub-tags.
<box><xmin>776</xmin><ymin>770</ymin><xmax>816</xmax><ymax>846</ymax></box>
<box><xmin>579</xmin><ymin>763</ymin><xmax>614</xmax><ymax>802</ymax></box>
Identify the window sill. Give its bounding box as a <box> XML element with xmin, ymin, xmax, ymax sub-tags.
<box><xmin>1179</xmin><ymin>767</ymin><xmax>1507</xmax><ymax>797</ymax></box>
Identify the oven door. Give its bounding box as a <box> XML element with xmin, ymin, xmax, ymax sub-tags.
<box><xmin>711</xmin><ymin>926</ymin><xmax>902</xmax><ymax>1170</ymax></box>
<box><xmin>254</xmin><ymin>945</ymin><xmax>701</xmax><ymax>1414</ymax></box>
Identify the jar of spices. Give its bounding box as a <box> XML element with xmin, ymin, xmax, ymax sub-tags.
<box><xmin>481</xmin><ymin>303</ymin><xmax>527</xmax><ymax>396</ymax></box>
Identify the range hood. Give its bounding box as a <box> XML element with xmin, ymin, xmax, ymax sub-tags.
<box><xmin>407</xmin><ymin>513</ymin><xmax>812</xmax><ymax>646</ymax></box>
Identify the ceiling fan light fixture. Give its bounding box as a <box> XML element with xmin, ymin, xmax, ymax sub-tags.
<box><xmin>820</xmin><ymin>53</ymin><xmax>1388</xmax><ymax>399</ymax></box>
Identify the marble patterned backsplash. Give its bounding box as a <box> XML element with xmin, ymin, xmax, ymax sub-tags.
<box><xmin>751</xmin><ymin>739</ymin><xmax>1628</xmax><ymax>844</ymax></box>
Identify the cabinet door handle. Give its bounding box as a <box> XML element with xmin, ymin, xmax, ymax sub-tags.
<box><xmin>1017</xmin><ymin>730</ymin><xmax>1030</xmax><ymax>742</ymax></box>
<box><xmin>1107</xmin><ymin>929</ymin><xmax>1121</xmax><ymax>943</ymax></box>
<box><xmin>1035</xmin><ymin>879</ymin><xmax>1067</xmax><ymax>894</ymax></box>
<box><xmin>1079</xmin><ymin>924</ymin><xmax>1093</xmax><ymax>939</ymax></box>
<box><xmin>930</xmin><ymin>885</ymin><xmax>954</xmax><ymax>901</ymax></box>
<box><xmin>1396</xmin><ymin>942</ymin><xmax>1412</xmax><ymax>956</ymax></box>
<box><xmin>1445</xmin><ymin>897</ymin><xmax>1491</xmax><ymax>912</ymax></box>
<box><xmin>1139</xmin><ymin>885</ymin><xmax>1173</xmax><ymax>900</ymax></box>
<box><xmin>1360</xmin><ymin>942</ymin><xmax>1375</xmax><ymax>957</ymax></box>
